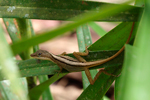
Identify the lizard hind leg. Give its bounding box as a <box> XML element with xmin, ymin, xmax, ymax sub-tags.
<box><xmin>55</xmin><ymin>65</ymin><xmax>63</xmax><ymax>76</ymax></box>
<box><xmin>60</xmin><ymin>52</ymin><xmax>67</xmax><ymax>56</ymax></box>
<box><xmin>101</xmin><ymin>69</ymin><xmax>119</xmax><ymax>77</ymax></box>
<box><xmin>84</xmin><ymin>68</ymin><xmax>118</xmax><ymax>85</ymax></box>
<box><xmin>84</xmin><ymin>68</ymin><xmax>106</xmax><ymax>85</ymax></box>
<box><xmin>93</xmin><ymin>68</ymin><xmax>118</xmax><ymax>84</ymax></box>
<box><xmin>84</xmin><ymin>68</ymin><xmax>94</xmax><ymax>85</ymax></box>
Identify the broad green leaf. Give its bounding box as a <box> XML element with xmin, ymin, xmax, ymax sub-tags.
<box><xmin>117</xmin><ymin>3</ymin><xmax>150</xmax><ymax>99</ymax></box>
<box><xmin>0</xmin><ymin>0</ymin><xmax>142</xmax><ymax>21</ymax></box>
<box><xmin>115</xmin><ymin>45</ymin><xmax>134</xmax><ymax>100</ymax></box>
<box><xmin>115</xmin><ymin>1</ymin><xmax>144</xmax><ymax>100</ymax></box>
<box><xmin>89</xmin><ymin>22</ymin><xmax>135</xmax><ymax>51</ymax></box>
<box><xmin>116</xmin><ymin>44</ymin><xmax>150</xmax><ymax>100</ymax></box>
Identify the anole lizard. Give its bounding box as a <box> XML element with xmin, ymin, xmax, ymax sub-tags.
<box><xmin>30</xmin><ymin>23</ymin><xmax>134</xmax><ymax>85</ymax></box>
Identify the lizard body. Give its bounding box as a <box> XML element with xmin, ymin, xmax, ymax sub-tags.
<box><xmin>30</xmin><ymin>47</ymin><xmax>123</xmax><ymax>72</ymax></box>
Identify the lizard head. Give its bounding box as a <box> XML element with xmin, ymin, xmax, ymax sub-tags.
<box><xmin>30</xmin><ymin>50</ymin><xmax>51</xmax><ymax>60</ymax></box>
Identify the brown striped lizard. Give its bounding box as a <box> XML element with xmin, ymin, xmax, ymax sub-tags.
<box><xmin>30</xmin><ymin>23</ymin><xmax>134</xmax><ymax>85</ymax></box>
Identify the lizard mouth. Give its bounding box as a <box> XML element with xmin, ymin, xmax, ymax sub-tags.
<box><xmin>30</xmin><ymin>53</ymin><xmax>50</xmax><ymax>61</ymax></box>
<box><xmin>30</xmin><ymin>53</ymin><xmax>36</xmax><ymax>57</ymax></box>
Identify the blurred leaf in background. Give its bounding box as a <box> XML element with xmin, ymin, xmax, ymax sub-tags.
<box><xmin>0</xmin><ymin>0</ymin><xmax>145</xmax><ymax>100</ymax></box>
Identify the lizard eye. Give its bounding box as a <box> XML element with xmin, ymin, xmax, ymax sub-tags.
<box><xmin>38</xmin><ymin>53</ymin><xmax>42</xmax><ymax>56</ymax></box>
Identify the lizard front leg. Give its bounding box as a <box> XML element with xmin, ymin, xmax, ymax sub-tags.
<box><xmin>60</xmin><ymin>52</ymin><xmax>67</xmax><ymax>56</ymax></box>
<box><xmin>73</xmin><ymin>46</ymin><xmax>89</xmax><ymax>62</ymax></box>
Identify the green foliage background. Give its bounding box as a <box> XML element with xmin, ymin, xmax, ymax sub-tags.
<box><xmin>0</xmin><ymin>0</ymin><xmax>148</xmax><ymax>100</ymax></box>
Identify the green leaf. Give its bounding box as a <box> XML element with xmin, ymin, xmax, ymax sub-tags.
<box><xmin>3</xmin><ymin>18</ymin><xmax>34</xmax><ymax>60</ymax></box>
<box><xmin>116</xmin><ymin>3</ymin><xmax>150</xmax><ymax>99</ymax></box>
<box><xmin>88</xmin><ymin>22</ymin><xmax>107</xmax><ymax>37</ymax></box>
<box><xmin>0</xmin><ymin>78</ymin><xmax>28</xmax><ymax>100</ymax></box>
<box><xmin>3</xmin><ymin>18</ymin><xmax>20</xmax><ymax>42</ymax></box>
<box><xmin>0</xmin><ymin>0</ymin><xmax>142</xmax><ymax>21</ymax></box>
<box><xmin>3</xmin><ymin>18</ymin><xmax>25</xmax><ymax>59</ymax></box>
<box><xmin>89</xmin><ymin>22</ymin><xmax>135</xmax><ymax>51</ymax></box>
<box><xmin>114</xmin><ymin>45</ymin><xmax>134</xmax><ymax>100</ymax></box>
<box><xmin>38</xmin><ymin>75</ymin><xmax>53</xmax><ymax>100</ymax></box>
<box><xmin>0</xmin><ymin>0</ymin><xmax>145</xmax><ymax>99</ymax></box>
<box><xmin>0</xmin><ymin>20</ymin><xmax>28</xmax><ymax>100</ymax></box>
<box><xmin>16</xmin><ymin>19</ymin><xmax>33</xmax><ymax>59</ymax></box>
<box><xmin>115</xmin><ymin>1</ymin><xmax>144</xmax><ymax>100</ymax></box>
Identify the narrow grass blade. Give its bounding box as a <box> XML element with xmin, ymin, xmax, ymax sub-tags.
<box><xmin>88</xmin><ymin>22</ymin><xmax>107</xmax><ymax>37</ymax></box>
<box><xmin>29</xmin><ymin>73</ymin><xmax>67</xmax><ymax>100</ymax></box>
<box><xmin>38</xmin><ymin>75</ymin><xmax>53</xmax><ymax>100</ymax></box>
<box><xmin>77</xmin><ymin>24</ymin><xmax>98</xmax><ymax>88</ymax></box>
<box><xmin>3</xmin><ymin>18</ymin><xmax>20</xmax><ymax>42</ymax></box>
<box><xmin>16</xmin><ymin>19</ymin><xmax>33</xmax><ymax>59</ymax></box>
<box><xmin>3</xmin><ymin>18</ymin><xmax>25</xmax><ymax>59</ymax></box>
